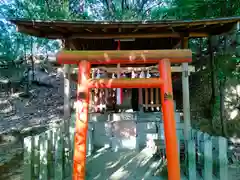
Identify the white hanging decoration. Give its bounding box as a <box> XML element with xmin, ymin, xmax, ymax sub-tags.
<box><xmin>111</xmin><ymin>73</ymin><xmax>116</xmax><ymax>91</ymax></box>
<box><xmin>139</xmin><ymin>71</ymin><xmax>145</xmax><ymax>78</ymax></box>
<box><xmin>121</xmin><ymin>72</ymin><xmax>126</xmax><ymax>78</ymax></box>
<box><xmin>112</xmin><ymin>73</ymin><xmax>116</xmax><ymax>79</ymax></box>
<box><xmin>146</xmin><ymin>70</ymin><xmax>151</xmax><ymax>78</ymax></box>
<box><xmin>117</xmin><ymin>72</ymin><xmax>125</xmax><ymax>105</ymax></box>
<box><xmin>96</xmin><ymin>69</ymin><xmax>101</xmax><ymax>79</ymax></box>
<box><xmin>131</xmin><ymin>70</ymin><xmax>137</xmax><ymax>78</ymax></box>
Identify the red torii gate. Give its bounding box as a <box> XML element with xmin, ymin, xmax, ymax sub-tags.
<box><xmin>57</xmin><ymin>49</ymin><xmax>192</xmax><ymax>180</ymax></box>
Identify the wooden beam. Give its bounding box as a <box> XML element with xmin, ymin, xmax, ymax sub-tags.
<box><xmin>57</xmin><ymin>49</ymin><xmax>192</xmax><ymax>65</ymax></box>
<box><xmin>189</xmin><ymin>32</ymin><xmax>208</xmax><ymax>37</ymax></box>
<box><xmin>49</xmin><ymin>25</ymin><xmax>69</xmax><ymax>34</ymax></box>
<box><xmin>81</xmin><ymin>78</ymin><xmax>164</xmax><ymax>88</ymax></box>
<box><xmin>68</xmin><ymin>32</ymin><xmax>208</xmax><ymax>39</ymax></box>
<box><xmin>17</xmin><ymin>26</ymin><xmax>42</xmax><ymax>36</ymax></box>
<box><xmin>23</xmin><ymin>32</ymin><xmax>208</xmax><ymax>39</ymax></box>
<box><xmin>71</xmin><ymin>65</ymin><xmax>196</xmax><ymax>74</ymax></box>
<box><xmin>69</xmin><ymin>33</ymin><xmax>181</xmax><ymax>39</ymax></box>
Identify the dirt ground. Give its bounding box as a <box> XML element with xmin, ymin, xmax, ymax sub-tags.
<box><xmin>0</xmin><ymin>71</ymin><xmax>68</xmax><ymax>180</ymax></box>
<box><xmin>0</xmin><ymin>80</ymin><xmax>64</xmax><ymax>133</ymax></box>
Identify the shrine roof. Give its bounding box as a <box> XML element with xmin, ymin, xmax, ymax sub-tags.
<box><xmin>9</xmin><ymin>16</ymin><xmax>240</xmax><ymax>39</ymax></box>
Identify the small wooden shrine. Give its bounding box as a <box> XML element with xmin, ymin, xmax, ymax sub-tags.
<box><xmin>10</xmin><ymin>16</ymin><xmax>240</xmax><ymax>180</ymax></box>
<box><xmin>10</xmin><ymin>15</ymin><xmax>240</xmax><ymax>145</ymax></box>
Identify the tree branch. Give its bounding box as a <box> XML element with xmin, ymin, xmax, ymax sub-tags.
<box><xmin>142</xmin><ymin>1</ymin><xmax>164</xmax><ymax>18</ymax></box>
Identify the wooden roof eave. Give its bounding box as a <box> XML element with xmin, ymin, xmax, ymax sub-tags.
<box><xmin>10</xmin><ymin>16</ymin><xmax>240</xmax><ymax>40</ymax></box>
<box><xmin>17</xmin><ymin>25</ymin><xmax>208</xmax><ymax>39</ymax></box>
<box><xmin>10</xmin><ymin>16</ymin><xmax>240</xmax><ymax>28</ymax></box>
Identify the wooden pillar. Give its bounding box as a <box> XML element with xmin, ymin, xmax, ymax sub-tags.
<box><xmin>63</xmin><ymin>39</ymin><xmax>71</xmax><ymax>126</ymax></box>
<box><xmin>73</xmin><ymin>61</ymin><xmax>90</xmax><ymax>180</ymax></box>
<box><xmin>63</xmin><ymin>63</ymin><xmax>72</xmax><ymax>176</ymax></box>
<box><xmin>63</xmin><ymin>40</ymin><xmax>71</xmax><ymax>174</ymax></box>
<box><xmin>181</xmin><ymin>37</ymin><xmax>191</xmax><ymax>140</ymax></box>
<box><xmin>63</xmin><ymin>41</ymin><xmax>72</xmax><ymax>176</ymax></box>
<box><xmin>159</xmin><ymin>59</ymin><xmax>181</xmax><ymax>180</ymax></box>
<box><xmin>64</xmin><ymin>64</ymin><xmax>71</xmax><ymax>120</ymax></box>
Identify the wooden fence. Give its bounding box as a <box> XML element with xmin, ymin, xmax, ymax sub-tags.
<box><xmin>24</xmin><ymin>124</ymin><xmax>75</xmax><ymax>180</ymax></box>
<box><xmin>184</xmin><ymin>129</ymin><xmax>228</xmax><ymax>180</ymax></box>
<box><xmin>23</xmin><ymin>115</ymin><xmax>228</xmax><ymax>180</ymax></box>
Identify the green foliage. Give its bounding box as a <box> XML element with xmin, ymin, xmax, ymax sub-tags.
<box><xmin>212</xmin><ymin>95</ymin><xmax>221</xmax><ymax>134</ymax></box>
<box><xmin>0</xmin><ymin>1</ymin><xmax>68</xmax><ymax>63</ymax></box>
<box><xmin>232</xmin><ymin>57</ymin><xmax>240</xmax><ymax>79</ymax></box>
<box><xmin>215</xmin><ymin>54</ymin><xmax>238</xmax><ymax>80</ymax></box>
<box><xmin>0</xmin><ymin>0</ymin><xmax>240</xmax><ymax>65</ymax></box>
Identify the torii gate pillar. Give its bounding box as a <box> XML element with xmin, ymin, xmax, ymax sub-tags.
<box><xmin>57</xmin><ymin>49</ymin><xmax>192</xmax><ymax>180</ymax></box>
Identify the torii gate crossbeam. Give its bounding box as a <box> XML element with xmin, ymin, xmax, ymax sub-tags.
<box><xmin>57</xmin><ymin>49</ymin><xmax>192</xmax><ymax>180</ymax></box>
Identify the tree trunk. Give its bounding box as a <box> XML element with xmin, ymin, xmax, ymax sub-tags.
<box><xmin>220</xmin><ymin>78</ymin><xmax>226</xmax><ymax>136</ymax></box>
<box><xmin>209</xmin><ymin>36</ymin><xmax>216</xmax><ymax>132</ymax></box>
<box><xmin>31</xmin><ymin>37</ymin><xmax>34</xmax><ymax>81</ymax></box>
<box><xmin>220</xmin><ymin>35</ymin><xmax>228</xmax><ymax>136</ymax></box>
<box><xmin>23</xmin><ymin>35</ymin><xmax>30</xmax><ymax>96</ymax></box>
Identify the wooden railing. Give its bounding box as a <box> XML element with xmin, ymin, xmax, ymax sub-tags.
<box><xmin>141</xmin><ymin>88</ymin><xmax>161</xmax><ymax>111</ymax></box>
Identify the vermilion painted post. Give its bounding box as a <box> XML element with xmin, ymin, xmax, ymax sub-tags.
<box><xmin>73</xmin><ymin>61</ymin><xmax>90</xmax><ymax>180</ymax></box>
<box><xmin>159</xmin><ymin>59</ymin><xmax>181</xmax><ymax>180</ymax></box>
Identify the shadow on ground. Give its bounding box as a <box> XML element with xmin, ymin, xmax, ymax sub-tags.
<box><xmin>86</xmin><ymin>147</ymin><xmax>162</xmax><ymax>180</ymax></box>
